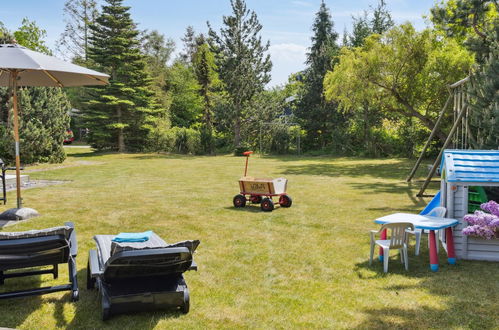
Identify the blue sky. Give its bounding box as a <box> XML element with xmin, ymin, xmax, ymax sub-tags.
<box><xmin>1</xmin><ymin>0</ymin><xmax>435</xmax><ymax>86</ymax></box>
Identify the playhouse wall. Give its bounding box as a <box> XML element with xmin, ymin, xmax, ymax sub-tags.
<box><xmin>445</xmin><ymin>183</ymin><xmax>499</xmax><ymax>262</ymax></box>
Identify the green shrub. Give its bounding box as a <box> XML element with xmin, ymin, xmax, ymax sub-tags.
<box><xmin>234</xmin><ymin>142</ymin><xmax>252</xmax><ymax>156</ymax></box>
<box><xmin>149</xmin><ymin>123</ymin><xmax>201</xmax><ymax>155</ymax></box>
<box><xmin>0</xmin><ymin>87</ymin><xmax>70</xmax><ymax>165</ymax></box>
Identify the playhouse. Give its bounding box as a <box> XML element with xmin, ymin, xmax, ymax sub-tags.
<box><xmin>439</xmin><ymin>149</ymin><xmax>499</xmax><ymax>261</ymax></box>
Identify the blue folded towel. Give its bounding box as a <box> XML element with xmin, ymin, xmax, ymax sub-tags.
<box><xmin>112</xmin><ymin>230</ymin><xmax>153</xmax><ymax>243</ymax></box>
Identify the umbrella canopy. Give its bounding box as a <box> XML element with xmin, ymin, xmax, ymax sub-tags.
<box><xmin>0</xmin><ymin>43</ymin><xmax>109</xmax><ymax>209</ymax></box>
<box><xmin>0</xmin><ymin>44</ymin><xmax>108</xmax><ymax>87</ymax></box>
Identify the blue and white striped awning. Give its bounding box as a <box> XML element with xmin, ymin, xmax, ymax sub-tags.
<box><xmin>441</xmin><ymin>150</ymin><xmax>499</xmax><ymax>183</ymax></box>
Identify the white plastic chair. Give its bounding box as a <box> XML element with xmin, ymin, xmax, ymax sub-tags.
<box><xmin>406</xmin><ymin>206</ymin><xmax>447</xmax><ymax>255</ymax></box>
<box><xmin>369</xmin><ymin>222</ymin><xmax>414</xmax><ymax>273</ymax></box>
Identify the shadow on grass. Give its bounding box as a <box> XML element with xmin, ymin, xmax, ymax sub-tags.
<box><xmin>354</xmin><ymin>246</ymin><xmax>499</xmax><ymax>329</ymax></box>
<box><xmin>64</xmin><ymin>268</ymin><xmax>186</xmax><ymax>328</ymax></box>
<box><xmin>0</xmin><ymin>266</ymin><xmax>187</xmax><ymax>328</ymax></box>
<box><xmin>281</xmin><ymin>160</ymin><xmax>412</xmax><ymax>181</ymax></box>
<box><xmin>0</xmin><ymin>269</ymin><xmax>43</xmax><ymax>328</ymax></box>
<box><xmin>131</xmin><ymin>154</ymin><xmax>204</xmax><ymax>161</ymax></box>
<box><xmin>223</xmin><ymin>205</ymin><xmax>270</xmax><ymax>213</ymax></box>
<box><xmin>68</xmin><ymin>151</ymin><xmax>109</xmax><ymax>158</ymax></box>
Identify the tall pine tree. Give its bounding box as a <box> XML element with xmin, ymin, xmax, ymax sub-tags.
<box><xmin>208</xmin><ymin>0</ymin><xmax>272</xmax><ymax>148</ymax></box>
<box><xmin>296</xmin><ymin>1</ymin><xmax>341</xmax><ymax>151</ymax></box>
<box><xmin>341</xmin><ymin>0</ymin><xmax>394</xmax><ymax>156</ymax></box>
<box><xmin>193</xmin><ymin>39</ymin><xmax>219</xmax><ymax>154</ymax></box>
<box><xmin>57</xmin><ymin>0</ymin><xmax>98</xmax><ymax>62</ymax></box>
<box><xmin>84</xmin><ymin>0</ymin><xmax>159</xmax><ymax>151</ymax></box>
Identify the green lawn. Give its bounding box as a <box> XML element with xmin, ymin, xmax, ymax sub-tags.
<box><xmin>1</xmin><ymin>148</ymin><xmax>498</xmax><ymax>329</ymax></box>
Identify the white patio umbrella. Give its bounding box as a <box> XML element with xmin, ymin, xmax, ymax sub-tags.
<box><xmin>0</xmin><ymin>43</ymin><xmax>109</xmax><ymax>212</ymax></box>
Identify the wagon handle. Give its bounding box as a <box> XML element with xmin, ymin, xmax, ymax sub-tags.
<box><xmin>243</xmin><ymin>151</ymin><xmax>253</xmax><ymax>176</ymax></box>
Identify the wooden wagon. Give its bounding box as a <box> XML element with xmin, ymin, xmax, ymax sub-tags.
<box><xmin>232</xmin><ymin>151</ymin><xmax>292</xmax><ymax>212</ymax></box>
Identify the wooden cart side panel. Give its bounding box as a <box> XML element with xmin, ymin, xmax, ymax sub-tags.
<box><xmin>239</xmin><ymin>179</ymin><xmax>274</xmax><ymax>194</ymax></box>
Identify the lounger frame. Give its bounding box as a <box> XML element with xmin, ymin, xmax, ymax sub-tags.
<box><xmin>0</xmin><ymin>222</ymin><xmax>79</xmax><ymax>301</ymax></box>
<box><xmin>88</xmin><ymin>246</ymin><xmax>197</xmax><ymax>320</ymax></box>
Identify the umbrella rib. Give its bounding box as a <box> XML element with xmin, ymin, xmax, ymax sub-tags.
<box><xmin>43</xmin><ymin>70</ymin><xmax>64</xmax><ymax>87</ymax></box>
<box><xmin>84</xmin><ymin>74</ymin><xmax>107</xmax><ymax>84</ymax></box>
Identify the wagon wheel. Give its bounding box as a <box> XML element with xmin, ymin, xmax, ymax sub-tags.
<box><xmin>250</xmin><ymin>195</ymin><xmax>262</xmax><ymax>204</ymax></box>
<box><xmin>261</xmin><ymin>198</ymin><xmax>274</xmax><ymax>212</ymax></box>
<box><xmin>279</xmin><ymin>195</ymin><xmax>292</xmax><ymax>208</ymax></box>
<box><xmin>233</xmin><ymin>194</ymin><xmax>246</xmax><ymax>208</ymax></box>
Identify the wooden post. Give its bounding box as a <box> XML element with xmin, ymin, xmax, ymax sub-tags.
<box><xmin>244</xmin><ymin>155</ymin><xmax>249</xmax><ymax>176</ymax></box>
<box><xmin>417</xmin><ymin>103</ymin><xmax>469</xmax><ymax>197</ymax></box>
<box><xmin>11</xmin><ymin>70</ymin><xmax>22</xmax><ymax>209</ymax></box>
<box><xmin>406</xmin><ymin>94</ymin><xmax>452</xmax><ymax>182</ymax></box>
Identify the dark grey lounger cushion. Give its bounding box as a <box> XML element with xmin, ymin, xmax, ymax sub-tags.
<box><xmin>94</xmin><ymin>234</ymin><xmax>200</xmax><ymax>265</ymax></box>
<box><xmin>0</xmin><ymin>226</ymin><xmax>72</xmax><ymax>241</ymax></box>
<box><xmin>94</xmin><ymin>233</ymin><xmax>168</xmax><ymax>265</ymax></box>
<box><xmin>111</xmin><ymin>239</ymin><xmax>200</xmax><ymax>255</ymax></box>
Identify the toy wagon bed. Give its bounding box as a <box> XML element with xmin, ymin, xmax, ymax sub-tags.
<box><xmin>239</xmin><ymin>177</ymin><xmax>287</xmax><ymax>196</ymax></box>
<box><xmin>232</xmin><ymin>151</ymin><xmax>292</xmax><ymax>212</ymax></box>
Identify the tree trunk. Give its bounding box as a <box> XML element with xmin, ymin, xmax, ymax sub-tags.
<box><xmin>203</xmin><ymin>87</ymin><xmax>214</xmax><ymax>155</ymax></box>
<box><xmin>363</xmin><ymin>102</ymin><xmax>371</xmax><ymax>155</ymax></box>
<box><xmin>117</xmin><ymin>106</ymin><xmax>125</xmax><ymax>152</ymax></box>
<box><xmin>234</xmin><ymin>115</ymin><xmax>241</xmax><ymax>148</ymax></box>
<box><xmin>391</xmin><ymin>92</ymin><xmax>448</xmax><ymax>143</ymax></box>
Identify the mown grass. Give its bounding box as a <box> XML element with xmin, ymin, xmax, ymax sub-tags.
<box><xmin>0</xmin><ymin>148</ymin><xmax>498</xmax><ymax>329</ymax></box>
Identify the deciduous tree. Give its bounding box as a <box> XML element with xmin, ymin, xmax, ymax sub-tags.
<box><xmin>324</xmin><ymin>24</ymin><xmax>473</xmax><ymax>145</ymax></box>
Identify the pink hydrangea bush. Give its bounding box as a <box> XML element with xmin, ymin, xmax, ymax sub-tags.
<box><xmin>462</xmin><ymin>200</ymin><xmax>499</xmax><ymax>239</ymax></box>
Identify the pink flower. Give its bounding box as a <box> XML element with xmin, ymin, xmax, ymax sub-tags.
<box><xmin>463</xmin><ymin>200</ymin><xmax>499</xmax><ymax>239</ymax></box>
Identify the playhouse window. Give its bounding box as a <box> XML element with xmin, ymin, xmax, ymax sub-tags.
<box><xmin>468</xmin><ymin>186</ymin><xmax>499</xmax><ymax>213</ymax></box>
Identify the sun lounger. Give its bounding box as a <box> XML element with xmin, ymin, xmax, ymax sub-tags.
<box><xmin>87</xmin><ymin>233</ymin><xmax>199</xmax><ymax>320</ymax></box>
<box><xmin>0</xmin><ymin>222</ymin><xmax>79</xmax><ymax>301</ymax></box>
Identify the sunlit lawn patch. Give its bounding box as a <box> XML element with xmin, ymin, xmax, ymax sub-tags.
<box><xmin>0</xmin><ymin>148</ymin><xmax>497</xmax><ymax>329</ymax></box>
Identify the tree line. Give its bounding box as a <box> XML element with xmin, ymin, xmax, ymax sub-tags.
<box><xmin>0</xmin><ymin>0</ymin><xmax>497</xmax><ymax>164</ymax></box>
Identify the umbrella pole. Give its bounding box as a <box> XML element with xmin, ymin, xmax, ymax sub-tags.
<box><xmin>11</xmin><ymin>70</ymin><xmax>22</xmax><ymax>209</ymax></box>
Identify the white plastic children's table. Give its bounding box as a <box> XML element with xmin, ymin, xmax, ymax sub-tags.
<box><xmin>374</xmin><ymin>213</ymin><xmax>459</xmax><ymax>272</ymax></box>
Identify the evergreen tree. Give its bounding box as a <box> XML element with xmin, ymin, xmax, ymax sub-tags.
<box><xmin>193</xmin><ymin>40</ymin><xmax>219</xmax><ymax>154</ymax></box>
<box><xmin>141</xmin><ymin>30</ymin><xmax>175</xmax><ymax>111</ymax></box>
<box><xmin>431</xmin><ymin>0</ymin><xmax>499</xmax><ymax>149</ymax></box>
<box><xmin>0</xmin><ymin>20</ymin><xmax>71</xmax><ymax>164</ymax></box>
<box><xmin>431</xmin><ymin>0</ymin><xmax>496</xmax><ymax>63</ymax></box>
<box><xmin>57</xmin><ymin>0</ymin><xmax>98</xmax><ymax>62</ymax></box>
<box><xmin>84</xmin><ymin>0</ymin><xmax>159</xmax><ymax>151</ymax></box>
<box><xmin>348</xmin><ymin>13</ymin><xmax>371</xmax><ymax>47</ymax></box>
<box><xmin>0</xmin><ymin>88</ymin><xmax>71</xmax><ymax>164</ymax></box>
<box><xmin>468</xmin><ymin>39</ymin><xmax>499</xmax><ymax>149</ymax></box>
<box><xmin>180</xmin><ymin>26</ymin><xmax>198</xmax><ymax>64</ymax></box>
<box><xmin>370</xmin><ymin>0</ymin><xmax>394</xmax><ymax>35</ymax></box>
<box><xmin>345</xmin><ymin>1</ymin><xmax>394</xmax><ymax>49</ymax></box>
<box><xmin>296</xmin><ymin>1</ymin><xmax>341</xmax><ymax>150</ymax></box>
<box><xmin>208</xmin><ymin>0</ymin><xmax>272</xmax><ymax>148</ymax></box>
